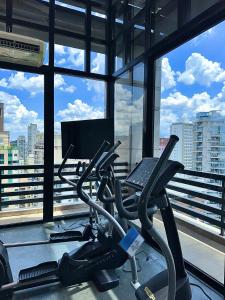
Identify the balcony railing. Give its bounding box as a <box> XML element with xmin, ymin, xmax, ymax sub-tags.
<box><xmin>0</xmin><ymin>162</ymin><xmax>128</xmax><ymax>211</ymax></box>
<box><xmin>0</xmin><ymin>163</ymin><xmax>225</xmax><ymax>236</ymax></box>
<box><xmin>168</xmin><ymin>169</ymin><xmax>225</xmax><ymax>236</ymax></box>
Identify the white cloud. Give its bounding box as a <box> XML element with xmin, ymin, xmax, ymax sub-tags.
<box><xmin>161</xmin><ymin>57</ymin><xmax>176</xmax><ymax>92</ymax></box>
<box><xmin>159</xmin><ymin>85</ymin><xmax>225</xmax><ymax>136</ymax></box>
<box><xmin>178</xmin><ymin>53</ymin><xmax>225</xmax><ymax>86</ymax></box>
<box><xmin>91</xmin><ymin>53</ymin><xmax>105</xmax><ymax>74</ymax></box>
<box><xmin>57</xmin><ymin>58</ymin><xmax>66</xmax><ymax>65</ymax></box>
<box><xmin>55</xmin><ymin>44</ymin><xmax>66</xmax><ymax>55</ymax></box>
<box><xmin>57</xmin><ymin>99</ymin><xmax>104</xmax><ymax>122</ymax></box>
<box><xmin>0</xmin><ymin>78</ymin><xmax>8</xmax><ymax>88</ymax></box>
<box><xmin>0</xmin><ymin>72</ymin><xmax>76</xmax><ymax>96</ymax></box>
<box><xmin>0</xmin><ymin>91</ymin><xmax>43</xmax><ymax>137</ymax></box>
<box><xmin>68</xmin><ymin>48</ymin><xmax>84</xmax><ymax>67</ymax></box>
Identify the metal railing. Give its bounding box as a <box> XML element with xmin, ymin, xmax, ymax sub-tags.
<box><xmin>0</xmin><ymin>162</ymin><xmax>129</xmax><ymax>210</ymax></box>
<box><xmin>0</xmin><ymin>163</ymin><xmax>225</xmax><ymax>236</ymax></box>
<box><xmin>168</xmin><ymin>169</ymin><xmax>225</xmax><ymax>236</ymax></box>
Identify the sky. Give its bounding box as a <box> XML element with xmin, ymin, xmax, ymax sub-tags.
<box><xmin>0</xmin><ymin>19</ymin><xmax>225</xmax><ymax>141</ymax></box>
<box><xmin>0</xmin><ymin>47</ymin><xmax>106</xmax><ymax>140</ymax></box>
<box><xmin>160</xmin><ymin>20</ymin><xmax>225</xmax><ymax>137</ymax></box>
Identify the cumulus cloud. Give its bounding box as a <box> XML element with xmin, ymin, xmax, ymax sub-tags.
<box><xmin>91</xmin><ymin>53</ymin><xmax>105</xmax><ymax>74</ymax></box>
<box><xmin>57</xmin><ymin>99</ymin><xmax>104</xmax><ymax>123</ymax></box>
<box><xmin>68</xmin><ymin>48</ymin><xmax>84</xmax><ymax>67</ymax></box>
<box><xmin>161</xmin><ymin>57</ymin><xmax>176</xmax><ymax>92</ymax></box>
<box><xmin>177</xmin><ymin>53</ymin><xmax>225</xmax><ymax>86</ymax></box>
<box><xmin>0</xmin><ymin>91</ymin><xmax>43</xmax><ymax>137</ymax></box>
<box><xmin>114</xmin><ymin>83</ymin><xmax>143</xmax><ymax>136</ymax></box>
<box><xmin>160</xmin><ymin>84</ymin><xmax>225</xmax><ymax>136</ymax></box>
<box><xmin>0</xmin><ymin>72</ymin><xmax>76</xmax><ymax>96</ymax></box>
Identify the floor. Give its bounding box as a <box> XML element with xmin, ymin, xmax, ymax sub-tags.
<box><xmin>133</xmin><ymin>217</ymin><xmax>225</xmax><ymax>284</ymax></box>
<box><xmin>0</xmin><ymin>218</ymin><xmax>223</xmax><ymax>300</ymax></box>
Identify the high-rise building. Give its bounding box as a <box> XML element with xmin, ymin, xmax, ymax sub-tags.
<box><xmin>11</xmin><ymin>136</ymin><xmax>26</xmax><ymax>161</ymax></box>
<box><xmin>170</xmin><ymin>123</ymin><xmax>193</xmax><ymax>169</ymax></box>
<box><xmin>27</xmin><ymin>123</ymin><xmax>37</xmax><ymax>156</ymax></box>
<box><xmin>34</xmin><ymin>133</ymin><xmax>44</xmax><ymax>164</ymax></box>
<box><xmin>193</xmin><ymin>111</ymin><xmax>225</xmax><ymax>174</ymax></box>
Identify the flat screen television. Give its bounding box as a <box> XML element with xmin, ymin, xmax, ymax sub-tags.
<box><xmin>61</xmin><ymin>118</ymin><xmax>114</xmax><ymax>159</ymax></box>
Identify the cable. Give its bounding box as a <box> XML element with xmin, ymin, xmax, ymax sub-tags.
<box><xmin>122</xmin><ymin>250</ymin><xmax>151</xmax><ymax>273</ymax></box>
<box><xmin>190</xmin><ymin>283</ymin><xmax>213</xmax><ymax>300</ymax></box>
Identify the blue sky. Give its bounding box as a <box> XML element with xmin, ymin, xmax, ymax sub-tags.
<box><xmin>160</xmin><ymin>20</ymin><xmax>225</xmax><ymax>136</ymax></box>
<box><xmin>0</xmin><ymin>20</ymin><xmax>225</xmax><ymax>140</ymax></box>
<box><xmin>0</xmin><ymin>46</ymin><xmax>105</xmax><ymax>140</ymax></box>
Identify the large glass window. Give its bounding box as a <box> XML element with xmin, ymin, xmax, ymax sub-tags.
<box><xmin>53</xmin><ymin>74</ymin><xmax>105</xmax><ymax>212</ymax></box>
<box><xmin>115</xmin><ymin>63</ymin><xmax>144</xmax><ymax>170</ymax></box>
<box><xmin>155</xmin><ymin>21</ymin><xmax>225</xmax><ymax>283</ymax></box>
<box><xmin>0</xmin><ymin>69</ymin><xmax>44</xmax><ymax>216</ymax></box>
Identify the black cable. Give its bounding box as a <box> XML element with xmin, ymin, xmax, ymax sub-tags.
<box><xmin>122</xmin><ymin>250</ymin><xmax>151</xmax><ymax>273</ymax></box>
<box><xmin>190</xmin><ymin>283</ymin><xmax>213</xmax><ymax>300</ymax></box>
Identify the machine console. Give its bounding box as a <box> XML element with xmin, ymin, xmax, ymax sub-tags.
<box><xmin>125</xmin><ymin>158</ymin><xmax>159</xmax><ymax>191</ymax></box>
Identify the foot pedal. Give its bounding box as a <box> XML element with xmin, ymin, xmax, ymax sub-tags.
<box><xmin>93</xmin><ymin>269</ymin><xmax>119</xmax><ymax>292</ymax></box>
<box><xmin>19</xmin><ymin>261</ymin><xmax>58</xmax><ymax>283</ymax></box>
<box><xmin>49</xmin><ymin>231</ymin><xmax>83</xmax><ymax>242</ymax></box>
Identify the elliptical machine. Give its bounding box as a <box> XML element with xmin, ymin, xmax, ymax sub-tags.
<box><xmin>114</xmin><ymin>135</ymin><xmax>192</xmax><ymax>300</ymax></box>
<box><xmin>0</xmin><ymin>141</ymin><xmax>139</xmax><ymax>298</ymax></box>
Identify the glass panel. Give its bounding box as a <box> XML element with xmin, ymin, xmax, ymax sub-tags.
<box><xmin>0</xmin><ymin>1</ymin><xmax>5</xmax><ymax>16</ymax></box>
<box><xmin>0</xmin><ymin>69</ymin><xmax>44</xmax><ymax>221</ymax></box>
<box><xmin>113</xmin><ymin>0</ymin><xmax>125</xmax><ymax>38</ymax></box>
<box><xmin>13</xmin><ymin>0</ymin><xmax>49</xmax><ymax>27</ymax></box>
<box><xmin>131</xmin><ymin>16</ymin><xmax>145</xmax><ymax>59</ymax></box>
<box><xmin>191</xmin><ymin>0</ymin><xmax>221</xmax><ymax>19</ymax></box>
<box><xmin>152</xmin><ymin>0</ymin><xmax>178</xmax><ymax>45</ymax></box>
<box><xmin>128</xmin><ymin>0</ymin><xmax>145</xmax><ymax>18</ymax></box>
<box><xmin>91</xmin><ymin>43</ymin><xmax>106</xmax><ymax>75</ymax></box>
<box><xmin>154</xmin><ymin>21</ymin><xmax>225</xmax><ymax>283</ymax></box>
<box><xmin>115</xmin><ymin>63</ymin><xmax>144</xmax><ymax>170</ymax></box>
<box><xmin>115</xmin><ymin>34</ymin><xmax>125</xmax><ymax>71</ymax></box>
<box><xmin>55</xmin><ymin>2</ymin><xmax>85</xmax><ymax>37</ymax></box>
<box><xmin>54</xmin><ymin>35</ymin><xmax>85</xmax><ymax>71</ymax></box>
<box><xmin>55</xmin><ymin>0</ymin><xmax>86</xmax><ymax>12</ymax></box>
<box><xmin>54</xmin><ymin>74</ymin><xmax>106</xmax><ymax>216</ymax></box>
<box><xmin>91</xmin><ymin>8</ymin><xmax>107</xmax><ymax>42</ymax></box>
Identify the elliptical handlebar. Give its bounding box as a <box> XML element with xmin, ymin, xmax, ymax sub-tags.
<box><xmin>58</xmin><ymin>144</ymin><xmax>75</xmax><ymax>184</ymax></box>
<box><xmin>95</xmin><ymin>140</ymin><xmax>121</xmax><ymax>179</ymax></box>
<box><xmin>138</xmin><ymin>135</ymin><xmax>179</xmax><ymax>229</ymax></box>
<box><xmin>77</xmin><ymin>140</ymin><xmax>110</xmax><ymax>204</ymax></box>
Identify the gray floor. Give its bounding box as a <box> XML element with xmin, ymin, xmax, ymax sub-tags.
<box><xmin>0</xmin><ymin>219</ymin><xmax>223</xmax><ymax>300</ymax></box>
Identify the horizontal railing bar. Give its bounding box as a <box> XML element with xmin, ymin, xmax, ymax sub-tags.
<box><xmin>0</xmin><ymin>162</ymin><xmax>129</xmax><ymax>171</ymax></box>
<box><xmin>178</xmin><ymin>169</ymin><xmax>225</xmax><ymax>181</ymax></box>
<box><xmin>167</xmin><ymin>184</ymin><xmax>222</xmax><ymax>204</ymax></box>
<box><xmin>0</xmin><ymin>173</ymin><xmax>44</xmax><ymax>179</ymax></box>
<box><xmin>171</xmin><ymin>177</ymin><xmax>223</xmax><ymax>192</ymax></box>
<box><xmin>168</xmin><ymin>193</ymin><xmax>223</xmax><ymax>216</ymax></box>
<box><xmin>1</xmin><ymin>182</ymin><xmax>44</xmax><ymax>188</ymax></box>
<box><xmin>171</xmin><ymin>203</ymin><xmax>224</xmax><ymax>229</ymax></box>
<box><xmin>1</xmin><ymin>190</ymin><xmax>44</xmax><ymax>197</ymax></box>
<box><xmin>0</xmin><ymin>165</ymin><xmax>43</xmax><ymax>170</ymax></box>
<box><xmin>1</xmin><ymin>198</ymin><xmax>43</xmax><ymax>207</ymax></box>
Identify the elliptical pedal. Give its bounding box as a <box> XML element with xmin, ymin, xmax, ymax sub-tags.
<box><xmin>49</xmin><ymin>231</ymin><xmax>83</xmax><ymax>242</ymax></box>
<box><xmin>19</xmin><ymin>261</ymin><xmax>58</xmax><ymax>283</ymax></box>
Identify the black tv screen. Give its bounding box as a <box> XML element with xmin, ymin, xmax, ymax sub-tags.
<box><xmin>61</xmin><ymin>118</ymin><xmax>114</xmax><ymax>159</ymax></box>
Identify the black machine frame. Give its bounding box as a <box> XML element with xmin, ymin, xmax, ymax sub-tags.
<box><xmin>0</xmin><ymin>0</ymin><xmax>224</xmax><ymax>296</ymax></box>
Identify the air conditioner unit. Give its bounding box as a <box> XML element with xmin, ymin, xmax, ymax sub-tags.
<box><xmin>0</xmin><ymin>31</ymin><xmax>45</xmax><ymax>67</ymax></box>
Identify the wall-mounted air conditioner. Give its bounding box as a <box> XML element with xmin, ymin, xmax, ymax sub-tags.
<box><xmin>0</xmin><ymin>31</ymin><xmax>45</xmax><ymax>67</ymax></box>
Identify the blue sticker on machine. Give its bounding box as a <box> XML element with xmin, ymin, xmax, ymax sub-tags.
<box><xmin>119</xmin><ymin>227</ymin><xmax>144</xmax><ymax>257</ymax></box>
